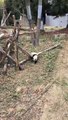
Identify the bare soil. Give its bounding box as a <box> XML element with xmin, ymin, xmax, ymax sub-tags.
<box><xmin>40</xmin><ymin>41</ymin><xmax>68</xmax><ymax>120</ymax></box>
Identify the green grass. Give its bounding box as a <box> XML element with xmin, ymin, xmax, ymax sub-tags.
<box><xmin>55</xmin><ymin>78</ymin><xmax>68</xmax><ymax>101</ymax></box>
<box><xmin>61</xmin><ymin>79</ymin><xmax>68</xmax><ymax>101</ymax></box>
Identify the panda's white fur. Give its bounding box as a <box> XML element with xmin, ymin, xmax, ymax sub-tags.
<box><xmin>30</xmin><ymin>52</ymin><xmax>38</xmax><ymax>63</ymax></box>
<box><xmin>30</xmin><ymin>52</ymin><xmax>37</xmax><ymax>57</ymax></box>
<box><xmin>33</xmin><ymin>54</ymin><xmax>38</xmax><ymax>62</ymax></box>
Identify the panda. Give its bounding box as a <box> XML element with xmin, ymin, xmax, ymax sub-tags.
<box><xmin>30</xmin><ymin>52</ymin><xmax>38</xmax><ymax>63</ymax></box>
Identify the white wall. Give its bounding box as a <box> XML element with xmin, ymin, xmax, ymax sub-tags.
<box><xmin>46</xmin><ymin>14</ymin><xmax>68</xmax><ymax>27</ymax></box>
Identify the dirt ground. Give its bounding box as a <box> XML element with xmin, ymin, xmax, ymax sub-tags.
<box><xmin>0</xmin><ymin>32</ymin><xmax>68</xmax><ymax>120</ymax></box>
<box><xmin>40</xmin><ymin>40</ymin><xmax>68</xmax><ymax>120</ymax></box>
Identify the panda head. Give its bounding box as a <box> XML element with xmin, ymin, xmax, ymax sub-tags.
<box><xmin>30</xmin><ymin>52</ymin><xmax>38</xmax><ymax>63</ymax></box>
<box><xmin>33</xmin><ymin>54</ymin><xmax>38</xmax><ymax>63</ymax></box>
<box><xmin>30</xmin><ymin>52</ymin><xmax>37</xmax><ymax>57</ymax></box>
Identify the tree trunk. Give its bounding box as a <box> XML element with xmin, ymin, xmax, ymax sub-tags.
<box><xmin>25</xmin><ymin>0</ymin><xmax>36</xmax><ymax>46</ymax></box>
<box><xmin>1</xmin><ymin>0</ymin><xmax>7</xmax><ymax>27</ymax></box>
<box><xmin>36</xmin><ymin>0</ymin><xmax>42</xmax><ymax>45</ymax></box>
<box><xmin>40</xmin><ymin>20</ymin><xmax>44</xmax><ymax>30</ymax></box>
<box><xmin>25</xmin><ymin>0</ymin><xmax>32</xmax><ymax>25</ymax></box>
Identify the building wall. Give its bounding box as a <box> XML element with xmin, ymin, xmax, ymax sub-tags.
<box><xmin>46</xmin><ymin>14</ymin><xmax>68</xmax><ymax>27</ymax></box>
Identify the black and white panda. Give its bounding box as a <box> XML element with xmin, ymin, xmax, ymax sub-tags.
<box><xmin>30</xmin><ymin>52</ymin><xmax>38</xmax><ymax>63</ymax></box>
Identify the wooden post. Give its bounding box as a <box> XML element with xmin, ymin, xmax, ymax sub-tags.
<box><xmin>14</xmin><ymin>22</ymin><xmax>20</xmax><ymax>70</ymax></box>
<box><xmin>3</xmin><ymin>42</ymin><xmax>11</xmax><ymax>75</ymax></box>
<box><xmin>3</xmin><ymin>58</ymin><xmax>8</xmax><ymax>75</ymax></box>
<box><xmin>12</xmin><ymin>15</ymin><xmax>16</xmax><ymax>27</ymax></box>
<box><xmin>14</xmin><ymin>41</ymin><xmax>19</xmax><ymax>70</ymax></box>
<box><xmin>36</xmin><ymin>0</ymin><xmax>42</xmax><ymax>45</ymax></box>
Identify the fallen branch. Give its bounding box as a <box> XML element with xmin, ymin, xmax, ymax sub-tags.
<box><xmin>0</xmin><ymin>34</ymin><xmax>9</xmax><ymax>39</ymax></box>
<box><xmin>0</xmin><ymin>46</ymin><xmax>16</xmax><ymax>64</ymax></box>
<box><xmin>0</xmin><ymin>26</ymin><xmax>30</xmax><ymax>31</ymax></box>
<box><xmin>0</xmin><ymin>33</ymin><xmax>4</xmax><ymax>39</ymax></box>
<box><xmin>3</xmin><ymin>41</ymin><xmax>11</xmax><ymax>74</ymax></box>
<box><xmin>19</xmin><ymin>58</ymin><xmax>30</xmax><ymax>65</ymax></box>
<box><xmin>17</xmin><ymin>45</ymin><xmax>30</xmax><ymax>57</ymax></box>
<box><xmin>0</xmin><ymin>32</ymin><xmax>32</xmax><ymax>40</ymax></box>
<box><xmin>38</xmin><ymin>43</ymin><xmax>61</xmax><ymax>55</ymax></box>
<box><xmin>0</xmin><ymin>46</ymin><xmax>29</xmax><ymax>70</ymax></box>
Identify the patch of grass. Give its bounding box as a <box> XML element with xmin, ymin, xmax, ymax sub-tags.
<box><xmin>45</xmin><ymin>49</ymin><xmax>59</xmax><ymax>76</ymax></box>
<box><xmin>61</xmin><ymin>79</ymin><xmax>68</xmax><ymax>87</ymax></box>
<box><xmin>61</xmin><ymin>79</ymin><xmax>68</xmax><ymax>101</ymax></box>
<box><xmin>11</xmin><ymin>93</ymin><xmax>20</xmax><ymax>100</ymax></box>
<box><xmin>53</xmin><ymin>37</ymin><xmax>61</xmax><ymax>43</ymax></box>
<box><xmin>30</xmin><ymin>49</ymin><xmax>60</xmax><ymax>86</ymax></box>
<box><xmin>64</xmin><ymin>92</ymin><xmax>68</xmax><ymax>101</ymax></box>
<box><xmin>52</xmin><ymin>34</ymin><xmax>66</xmax><ymax>43</ymax></box>
<box><xmin>40</xmin><ymin>35</ymin><xmax>47</xmax><ymax>42</ymax></box>
<box><xmin>30</xmin><ymin>76</ymin><xmax>45</xmax><ymax>86</ymax></box>
<box><xmin>49</xmin><ymin>101</ymin><xmax>61</xmax><ymax>113</ymax></box>
<box><xmin>55</xmin><ymin>78</ymin><xmax>68</xmax><ymax>101</ymax></box>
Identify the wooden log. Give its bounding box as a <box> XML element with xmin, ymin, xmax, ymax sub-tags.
<box><xmin>3</xmin><ymin>41</ymin><xmax>11</xmax><ymax>74</ymax></box>
<box><xmin>14</xmin><ymin>41</ymin><xmax>19</xmax><ymax>70</ymax></box>
<box><xmin>0</xmin><ymin>47</ymin><xmax>15</xmax><ymax>64</ymax></box>
<box><xmin>0</xmin><ymin>31</ymin><xmax>32</xmax><ymax>40</ymax></box>
<box><xmin>19</xmin><ymin>58</ymin><xmax>29</xmax><ymax>65</ymax></box>
<box><xmin>0</xmin><ymin>34</ymin><xmax>9</xmax><ymax>39</ymax></box>
<box><xmin>0</xmin><ymin>42</ymin><xmax>11</xmax><ymax>63</ymax></box>
<box><xmin>14</xmin><ymin>22</ymin><xmax>20</xmax><ymax>70</ymax></box>
<box><xmin>19</xmin><ymin>58</ymin><xmax>30</xmax><ymax>70</ymax></box>
<box><xmin>17</xmin><ymin>45</ymin><xmax>30</xmax><ymax>57</ymax></box>
<box><xmin>0</xmin><ymin>46</ymin><xmax>25</xmax><ymax>70</ymax></box>
<box><xmin>0</xmin><ymin>33</ymin><xmax>4</xmax><ymax>39</ymax></box>
<box><xmin>0</xmin><ymin>46</ymin><xmax>16</xmax><ymax>64</ymax></box>
<box><xmin>0</xmin><ymin>26</ymin><xmax>30</xmax><ymax>31</ymax></box>
<box><xmin>3</xmin><ymin>58</ymin><xmax>8</xmax><ymax>75</ymax></box>
<box><xmin>37</xmin><ymin>43</ymin><xmax>61</xmax><ymax>55</ymax></box>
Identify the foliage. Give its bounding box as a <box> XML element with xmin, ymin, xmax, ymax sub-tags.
<box><xmin>47</xmin><ymin>0</ymin><xmax>68</xmax><ymax>16</ymax></box>
<box><xmin>0</xmin><ymin>0</ymin><xmax>68</xmax><ymax>23</ymax></box>
<box><xmin>0</xmin><ymin>0</ymin><xmax>4</xmax><ymax>7</ymax></box>
<box><xmin>0</xmin><ymin>0</ymin><xmax>4</xmax><ymax>22</ymax></box>
<box><xmin>5</xmin><ymin>0</ymin><xmax>47</xmax><ymax>21</ymax></box>
<box><xmin>5</xmin><ymin>0</ymin><xmax>25</xmax><ymax>19</ymax></box>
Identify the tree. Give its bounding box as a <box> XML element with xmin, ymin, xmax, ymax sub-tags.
<box><xmin>49</xmin><ymin>0</ymin><xmax>68</xmax><ymax>16</ymax></box>
<box><xmin>36</xmin><ymin>0</ymin><xmax>42</xmax><ymax>45</ymax></box>
<box><xmin>1</xmin><ymin>0</ymin><xmax>8</xmax><ymax>26</ymax></box>
<box><xmin>0</xmin><ymin>0</ymin><xmax>5</xmax><ymax>23</ymax></box>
